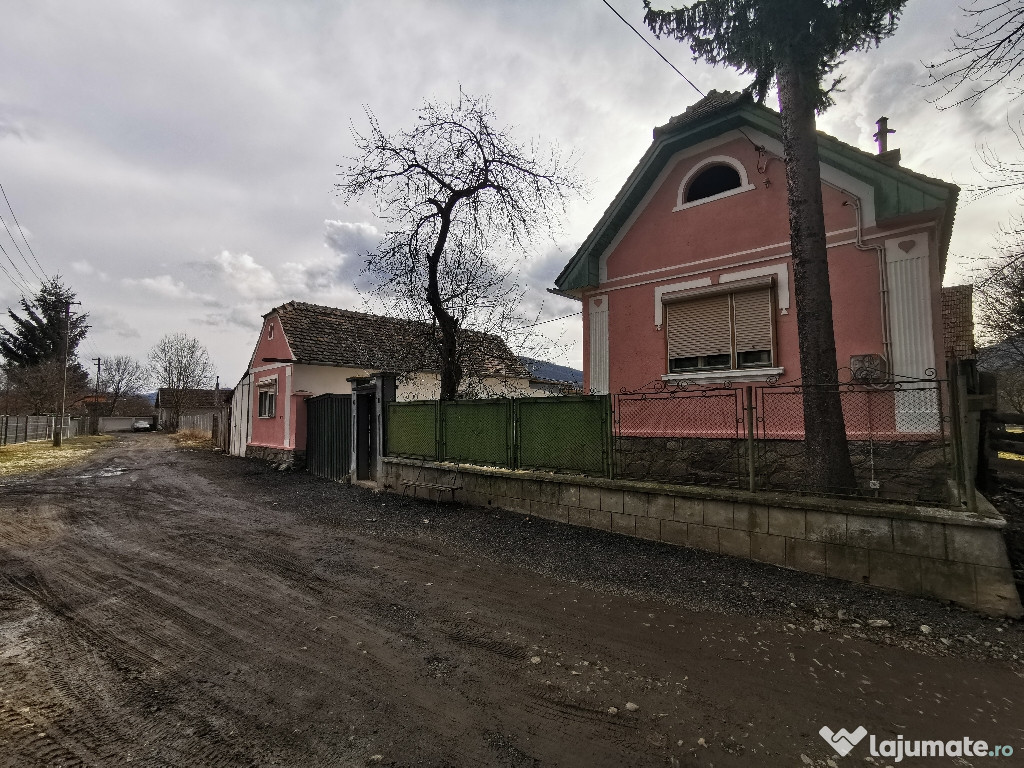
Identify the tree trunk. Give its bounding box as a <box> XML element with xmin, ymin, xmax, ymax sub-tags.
<box><xmin>776</xmin><ymin>58</ymin><xmax>858</xmax><ymax>493</ymax></box>
<box><xmin>426</xmin><ymin>208</ymin><xmax>464</xmax><ymax>401</ymax></box>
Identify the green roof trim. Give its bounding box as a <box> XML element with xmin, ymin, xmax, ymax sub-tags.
<box><xmin>555</xmin><ymin>94</ymin><xmax>959</xmax><ymax>294</ymax></box>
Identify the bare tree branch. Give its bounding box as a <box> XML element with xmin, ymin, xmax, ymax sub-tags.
<box><xmin>337</xmin><ymin>90</ymin><xmax>585</xmax><ymax>399</ymax></box>
<box><xmin>926</xmin><ymin>0</ymin><xmax>1024</xmax><ymax>108</ymax></box>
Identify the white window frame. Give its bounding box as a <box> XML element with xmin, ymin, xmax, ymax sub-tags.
<box><xmin>661</xmin><ymin>279</ymin><xmax>783</xmax><ymax>384</ymax></box>
<box><xmin>257</xmin><ymin>375</ymin><xmax>277</xmax><ymax>419</ymax></box>
<box><xmin>258</xmin><ymin>390</ymin><xmax>276</xmax><ymax>418</ymax></box>
<box><xmin>673</xmin><ymin>155</ymin><xmax>756</xmax><ymax>212</ymax></box>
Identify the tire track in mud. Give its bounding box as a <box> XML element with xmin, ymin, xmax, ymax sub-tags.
<box><xmin>2</xmin><ymin>435</ymin><xmax>1022</xmax><ymax>766</ymax></box>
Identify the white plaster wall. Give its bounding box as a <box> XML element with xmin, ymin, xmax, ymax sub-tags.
<box><xmin>291</xmin><ymin>365</ymin><xmax>373</xmax><ymax>395</ymax></box>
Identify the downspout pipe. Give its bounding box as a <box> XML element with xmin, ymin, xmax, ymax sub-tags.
<box><xmin>751</xmin><ymin>146</ymin><xmax>893</xmax><ymax>371</ymax></box>
<box><xmin>841</xmin><ymin>196</ymin><xmax>892</xmax><ymax>369</ymax></box>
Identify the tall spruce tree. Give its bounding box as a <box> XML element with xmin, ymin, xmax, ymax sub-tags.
<box><xmin>0</xmin><ymin>277</ymin><xmax>88</xmax><ymax>367</ymax></box>
<box><xmin>644</xmin><ymin>0</ymin><xmax>907</xmax><ymax>493</ymax></box>
<box><xmin>0</xmin><ymin>278</ymin><xmax>90</xmax><ymax>414</ymax></box>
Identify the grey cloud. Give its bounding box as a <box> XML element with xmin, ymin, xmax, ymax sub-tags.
<box><xmin>324</xmin><ymin>220</ymin><xmax>381</xmax><ymax>257</ymax></box>
<box><xmin>89</xmin><ymin>310</ymin><xmax>141</xmax><ymax>340</ymax></box>
<box><xmin>0</xmin><ymin>0</ymin><xmax>1015</xmax><ymax>379</ymax></box>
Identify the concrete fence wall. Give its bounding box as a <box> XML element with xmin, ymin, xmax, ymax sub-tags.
<box><xmin>381</xmin><ymin>457</ymin><xmax>1023</xmax><ymax>618</ymax></box>
<box><xmin>97</xmin><ymin>416</ymin><xmax>151</xmax><ymax>432</ymax></box>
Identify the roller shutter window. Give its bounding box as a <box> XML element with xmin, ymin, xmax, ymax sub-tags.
<box><xmin>666</xmin><ymin>287</ymin><xmax>773</xmax><ymax>372</ymax></box>
<box><xmin>731</xmin><ymin>288</ymin><xmax>774</xmax><ymax>368</ymax></box>
<box><xmin>667</xmin><ymin>294</ymin><xmax>732</xmax><ymax>372</ymax></box>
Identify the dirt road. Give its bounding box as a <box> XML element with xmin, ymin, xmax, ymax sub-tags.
<box><xmin>1</xmin><ymin>435</ymin><xmax>1022</xmax><ymax>767</ymax></box>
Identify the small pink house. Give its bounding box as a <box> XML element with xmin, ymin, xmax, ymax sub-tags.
<box><xmin>230</xmin><ymin>301</ymin><xmax>533</xmax><ymax>467</ymax></box>
<box><xmin>555</xmin><ymin>92</ymin><xmax>961</xmax><ymax>424</ymax></box>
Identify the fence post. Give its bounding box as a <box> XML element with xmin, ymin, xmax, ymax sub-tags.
<box><xmin>605</xmin><ymin>394</ymin><xmax>614</xmax><ymax>479</ymax></box>
<box><xmin>436</xmin><ymin>401</ymin><xmax>444</xmax><ymax>463</ymax></box>
<box><xmin>956</xmin><ymin>371</ymin><xmax>977</xmax><ymax>513</ymax></box>
<box><xmin>946</xmin><ymin>362</ymin><xmax>977</xmax><ymax>512</ymax></box>
<box><xmin>744</xmin><ymin>386</ymin><xmax>756</xmax><ymax>493</ymax></box>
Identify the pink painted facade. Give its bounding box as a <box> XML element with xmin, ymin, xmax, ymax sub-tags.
<box><xmin>247</xmin><ymin>315</ymin><xmax>296</xmax><ymax>451</ymax></box>
<box><xmin>580</xmin><ymin>135</ymin><xmax>946</xmax><ymax>395</ymax></box>
<box><xmin>237</xmin><ymin>301</ymin><xmax>539</xmax><ymax>459</ymax></box>
<box><xmin>556</xmin><ymin>94</ymin><xmax>959</xmax><ymax>442</ymax></box>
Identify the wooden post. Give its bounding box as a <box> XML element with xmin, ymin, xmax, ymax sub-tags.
<box><xmin>957</xmin><ymin>371</ymin><xmax>977</xmax><ymax>513</ymax></box>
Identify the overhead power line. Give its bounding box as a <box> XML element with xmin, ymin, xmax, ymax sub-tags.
<box><xmin>0</xmin><ymin>239</ymin><xmax>32</xmax><ymax>296</ymax></box>
<box><xmin>599</xmin><ymin>0</ymin><xmax>770</xmax><ymax>159</ymax></box>
<box><xmin>0</xmin><ymin>180</ymin><xmax>46</xmax><ymax>282</ymax></box>
<box><xmin>513</xmin><ymin>310</ymin><xmax>582</xmax><ymax>331</ymax></box>
<box><xmin>0</xmin><ymin>257</ymin><xmax>31</xmax><ymax>298</ymax></box>
<box><xmin>600</xmin><ymin>0</ymin><xmax>706</xmax><ymax>99</ymax></box>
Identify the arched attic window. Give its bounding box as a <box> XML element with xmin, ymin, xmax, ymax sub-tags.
<box><xmin>674</xmin><ymin>155</ymin><xmax>755</xmax><ymax>211</ymax></box>
<box><xmin>686</xmin><ymin>164</ymin><xmax>741</xmax><ymax>202</ymax></box>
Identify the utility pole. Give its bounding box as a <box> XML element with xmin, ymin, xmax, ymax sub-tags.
<box><xmin>93</xmin><ymin>357</ymin><xmax>102</xmax><ymax>397</ymax></box>
<box><xmin>53</xmin><ymin>300</ymin><xmax>81</xmax><ymax>447</ymax></box>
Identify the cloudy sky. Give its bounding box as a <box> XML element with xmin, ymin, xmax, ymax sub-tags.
<box><xmin>0</xmin><ymin>0</ymin><xmax>1019</xmax><ymax>382</ymax></box>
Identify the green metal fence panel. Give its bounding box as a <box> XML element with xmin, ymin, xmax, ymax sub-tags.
<box><xmin>306</xmin><ymin>394</ymin><xmax>352</xmax><ymax>481</ymax></box>
<box><xmin>515</xmin><ymin>395</ymin><xmax>610</xmax><ymax>476</ymax></box>
<box><xmin>441</xmin><ymin>399</ymin><xmax>513</xmax><ymax>467</ymax></box>
<box><xmin>386</xmin><ymin>401</ymin><xmax>439</xmax><ymax>460</ymax></box>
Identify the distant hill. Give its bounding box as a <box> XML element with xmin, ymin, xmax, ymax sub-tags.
<box><xmin>142</xmin><ymin>391</ymin><xmax>157</xmax><ymax>405</ymax></box>
<box><xmin>518</xmin><ymin>356</ymin><xmax>583</xmax><ymax>386</ymax></box>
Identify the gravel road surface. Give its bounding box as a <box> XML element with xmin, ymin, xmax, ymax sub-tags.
<box><xmin>1</xmin><ymin>434</ymin><xmax>1021</xmax><ymax>767</ymax></box>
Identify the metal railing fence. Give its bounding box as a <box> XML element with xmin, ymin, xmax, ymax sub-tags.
<box><xmin>613</xmin><ymin>373</ymin><xmax>958</xmax><ymax>505</ymax></box>
<box><xmin>380</xmin><ymin>372</ymin><xmax>968</xmax><ymax>507</ymax></box>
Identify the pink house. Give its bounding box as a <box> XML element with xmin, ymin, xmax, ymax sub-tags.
<box><xmin>555</xmin><ymin>92</ymin><xmax>962</xmax><ymax>443</ymax></box>
<box><xmin>230</xmin><ymin>301</ymin><xmax>533</xmax><ymax>467</ymax></box>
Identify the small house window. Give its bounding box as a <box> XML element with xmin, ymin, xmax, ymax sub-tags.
<box><xmin>258</xmin><ymin>386</ymin><xmax>276</xmax><ymax>418</ymax></box>
<box><xmin>666</xmin><ymin>288</ymin><xmax>774</xmax><ymax>373</ymax></box>
<box><xmin>268</xmin><ymin>323</ymin><xmax>274</xmax><ymax>340</ymax></box>
<box><xmin>685</xmin><ymin>164</ymin><xmax>742</xmax><ymax>203</ymax></box>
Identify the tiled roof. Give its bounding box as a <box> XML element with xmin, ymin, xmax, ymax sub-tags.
<box><xmin>269</xmin><ymin>301</ymin><xmax>530</xmax><ymax>378</ymax></box>
<box><xmin>155</xmin><ymin>388</ymin><xmax>233</xmax><ymax>409</ymax></box>
<box><xmin>654</xmin><ymin>90</ymin><xmax>746</xmax><ymax>136</ymax></box>
<box><xmin>941</xmin><ymin>285</ymin><xmax>976</xmax><ymax>360</ymax></box>
<box><xmin>518</xmin><ymin>356</ymin><xmax>583</xmax><ymax>385</ymax></box>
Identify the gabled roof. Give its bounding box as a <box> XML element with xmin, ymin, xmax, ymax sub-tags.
<box><xmin>155</xmin><ymin>388</ymin><xmax>233</xmax><ymax>409</ymax></box>
<box><xmin>941</xmin><ymin>285</ymin><xmax>976</xmax><ymax>360</ymax></box>
<box><xmin>555</xmin><ymin>91</ymin><xmax>960</xmax><ymax>294</ymax></box>
<box><xmin>518</xmin><ymin>356</ymin><xmax>584</xmax><ymax>386</ymax></box>
<box><xmin>265</xmin><ymin>301</ymin><xmax>530</xmax><ymax>378</ymax></box>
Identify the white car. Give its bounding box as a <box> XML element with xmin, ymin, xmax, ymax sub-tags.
<box><xmin>132</xmin><ymin>419</ymin><xmax>152</xmax><ymax>432</ymax></box>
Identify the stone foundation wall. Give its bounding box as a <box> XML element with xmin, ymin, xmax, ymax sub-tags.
<box><xmin>614</xmin><ymin>436</ymin><xmax>951</xmax><ymax>505</ymax></box>
<box><xmin>245</xmin><ymin>445</ymin><xmax>305</xmax><ymax>470</ymax></box>
<box><xmin>381</xmin><ymin>458</ymin><xmax>1023</xmax><ymax>617</ymax></box>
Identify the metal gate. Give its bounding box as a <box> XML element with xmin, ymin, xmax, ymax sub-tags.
<box><xmin>305</xmin><ymin>394</ymin><xmax>352</xmax><ymax>481</ymax></box>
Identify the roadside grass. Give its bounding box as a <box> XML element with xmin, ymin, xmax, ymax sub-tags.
<box><xmin>169</xmin><ymin>428</ymin><xmax>216</xmax><ymax>451</ymax></box>
<box><xmin>0</xmin><ymin>435</ymin><xmax>114</xmax><ymax>477</ymax></box>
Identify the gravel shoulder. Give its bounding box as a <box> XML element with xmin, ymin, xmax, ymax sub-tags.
<box><xmin>0</xmin><ymin>434</ymin><xmax>1021</xmax><ymax>767</ymax></box>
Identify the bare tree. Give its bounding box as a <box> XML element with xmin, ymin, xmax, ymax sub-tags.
<box><xmin>926</xmin><ymin>0</ymin><xmax>1024</xmax><ymax>107</ymax></box>
<box><xmin>98</xmin><ymin>355</ymin><xmax>149</xmax><ymax>416</ymax></box>
<box><xmin>338</xmin><ymin>91</ymin><xmax>583</xmax><ymax>400</ymax></box>
<box><xmin>148</xmin><ymin>333</ymin><xmax>215</xmax><ymax>431</ymax></box>
<box><xmin>4</xmin><ymin>358</ymin><xmax>90</xmax><ymax>415</ymax></box>
<box><xmin>977</xmin><ymin>232</ymin><xmax>1024</xmax><ymax>359</ymax></box>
